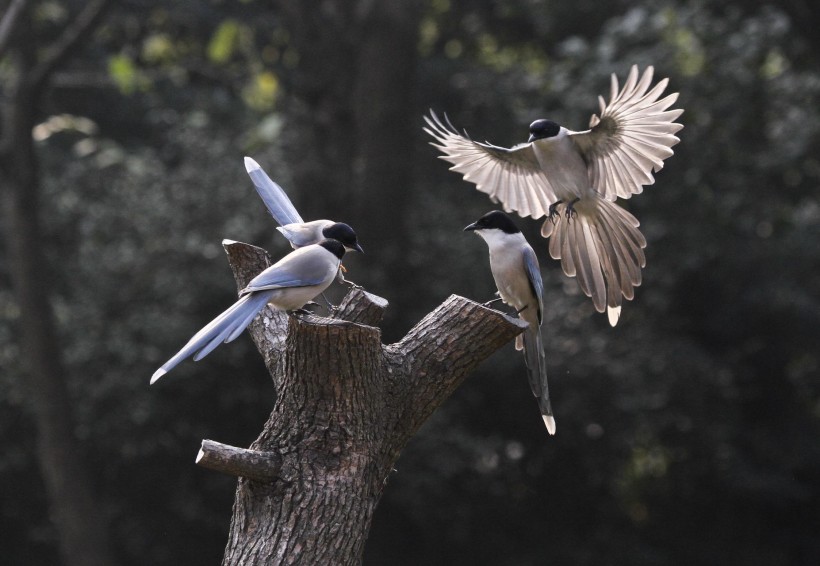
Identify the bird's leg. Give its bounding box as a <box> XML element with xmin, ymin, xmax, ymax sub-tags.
<box><xmin>337</xmin><ymin>263</ymin><xmax>362</xmax><ymax>290</ymax></box>
<box><xmin>319</xmin><ymin>293</ymin><xmax>338</xmax><ymax>313</ymax></box>
<box><xmin>548</xmin><ymin>200</ymin><xmax>563</xmax><ymax>224</ymax></box>
<box><xmin>482</xmin><ymin>291</ymin><xmax>503</xmax><ymax>307</ymax></box>
<box><xmin>289</xmin><ymin>301</ymin><xmax>325</xmax><ymax>317</ymax></box>
<box><xmin>516</xmin><ymin>305</ymin><xmax>529</xmax><ymax>315</ymax></box>
<box><xmin>565</xmin><ymin>197</ymin><xmax>580</xmax><ymax>221</ymax></box>
<box><xmin>287</xmin><ymin>308</ymin><xmax>314</xmax><ymax>317</ymax></box>
<box><xmin>341</xmin><ymin>279</ymin><xmax>362</xmax><ymax>290</ymax></box>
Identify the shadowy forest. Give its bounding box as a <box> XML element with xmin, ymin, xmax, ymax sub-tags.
<box><xmin>1</xmin><ymin>0</ymin><xmax>819</xmax><ymax>564</ymax></box>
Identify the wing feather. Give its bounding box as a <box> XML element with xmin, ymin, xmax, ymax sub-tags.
<box><xmin>569</xmin><ymin>65</ymin><xmax>684</xmax><ymax>201</ymax></box>
<box><xmin>522</xmin><ymin>245</ymin><xmax>544</xmax><ymax>324</ymax></box>
<box><xmin>243</xmin><ymin>245</ymin><xmax>337</xmax><ymax>292</ymax></box>
<box><xmin>424</xmin><ymin>111</ymin><xmax>560</xmax><ymax>218</ymax></box>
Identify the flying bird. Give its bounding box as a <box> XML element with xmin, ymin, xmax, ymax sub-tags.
<box><xmin>244</xmin><ymin>156</ymin><xmax>364</xmax><ymax>254</ymax></box>
<box><xmin>465</xmin><ymin>210</ymin><xmax>555</xmax><ymax>435</ymax></box>
<box><xmin>424</xmin><ymin>65</ymin><xmax>683</xmax><ymax>326</ymax></box>
<box><xmin>150</xmin><ymin>239</ymin><xmax>349</xmax><ymax>384</ymax></box>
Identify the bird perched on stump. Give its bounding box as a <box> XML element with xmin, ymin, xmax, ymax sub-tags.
<box><xmin>151</xmin><ymin>238</ymin><xmax>352</xmax><ymax>384</ymax></box>
<box><xmin>465</xmin><ymin>210</ymin><xmax>555</xmax><ymax>435</ymax></box>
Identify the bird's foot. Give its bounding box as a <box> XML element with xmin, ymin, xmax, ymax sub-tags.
<box><xmin>342</xmin><ymin>279</ymin><xmax>362</xmax><ymax>290</ymax></box>
<box><xmin>288</xmin><ymin>308</ymin><xmax>314</xmax><ymax>318</ymax></box>
<box><xmin>565</xmin><ymin>197</ymin><xmax>580</xmax><ymax>221</ymax></box>
<box><xmin>483</xmin><ymin>297</ymin><xmax>503</xmax><ymax>307</ymax></box>
<box><xmin>548</xmin><ymin>200</ymin><xmax>563</xmax><ymax>224</ymax></box>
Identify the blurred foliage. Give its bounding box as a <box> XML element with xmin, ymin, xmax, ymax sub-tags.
<box><xmin>1</xmin><ymin>0</ymin><xmax>819</xmax><ymax>565</ymax></box>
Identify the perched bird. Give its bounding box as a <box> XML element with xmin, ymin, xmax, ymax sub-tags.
<box><xmin>425</xmin><ymin>65</ymin><xmax>683</xmax><ymax>326</ymax></box>
<box><xmin>244</xmin><ymin>156</ymin><xmax>364</xmax><ymax>254</ymax></box>
<box><xmin>465</xmin><ymin>210</ymin><xmax>555</xmax><ymax>435</ymax></box>
<box><xmin>150</xmin><ymin>239</ymin><xmax>348</xmax><ymax>384</ymax></box>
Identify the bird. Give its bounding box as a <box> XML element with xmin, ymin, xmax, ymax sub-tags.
<box><xmin>424</xmin><ymin>65</ymin><xmax>683</xmax><ymax>326</ymax></box>
<box><xmin>150</xmin><ymin>239</ymin><xmax>349</xmax><ymax>384</ymax></box>
<box><xmin>464</xmin><ymin>210</ymin><xmax>555</xmax><ymax>435</ymax></box>
<box><xmin>244</xmin><ymin>156</ymin><xmax>364</xmax><ymax>254</ymax></box>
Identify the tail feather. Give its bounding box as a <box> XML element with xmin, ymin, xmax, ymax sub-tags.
<box><xmin>596</xmin><ymin>207</ymin><xmax>642</xmax><ymax>288</ymax></box>
<box><xmin>244</xmin><ymin>156</ymin><xmax>304</xmax><ymax>226</ymax></box>
<box><xmin>151</xmin><ymin>292</ymin><xmax>271</xmax><ymax>384</ymax></box>
<box><xmin>541</xmin><ymin>195</ymin><xmax>648</xmax><ymax>326</ymax></box>
<box><xmin>598</xmin><ymin>200</ymin><xmax>646</xmax><ymax>267</ymax></box>
<box><xmin>589</xmin><ymin>215</ymin><xmax>629</xmax><ymax>303</ymax></box>
<box><xmin>522</xmin><ymin>325</ymin><xmax>555</xmax><ymax>435</ymax></box>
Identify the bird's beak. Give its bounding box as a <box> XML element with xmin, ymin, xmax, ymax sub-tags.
<box><xmin>527</xmin><ymin>134</ymin><xmax>535</xmax><ymax>143</ymax></box>
<box><xmin>463</xmin><ymin>222</ymin><xmax>478</xmax><ymax>232</ymax></box>
<box><xmin>352</xmin><ymin>243</ymin><xmax>364</xmax><ymax>254</ymax></box>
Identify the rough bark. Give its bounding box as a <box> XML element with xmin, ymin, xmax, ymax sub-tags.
<box><xmin>207</xmin><ymin>242</ymin><xmax>527</xmax><ymax>566</ymax></box>
<box><xmin>0</xmin><ymin>4</ymin><xmax>118</xmax><ymax>566</ymax></box>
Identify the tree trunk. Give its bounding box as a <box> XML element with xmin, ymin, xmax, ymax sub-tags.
<box><xmin>0</xmin><ymin>4</ymin><xmax>118</xmax><ymax>566</ymax></box>
<box><xmin>199</xmin><ymin>242</ymin><xmax>526</xmax><ymax>565</ymax></box>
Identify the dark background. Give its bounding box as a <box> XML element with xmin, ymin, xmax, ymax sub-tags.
<box><xmin>1</xmin><ymin>0</ymin><xmax>819</xmax><ymax>564</ymax></box>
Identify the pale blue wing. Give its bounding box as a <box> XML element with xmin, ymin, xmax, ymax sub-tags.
<box><xmin>244</xmin><ymin>245</ymin><xmax>337</xmax><ymax>292</ymax></box>
<box><xmin>244</xmin><ymin>156</ymin><xmax>304</xmax><ymax>225</ymax></box>
<box><xmin>522</xmin><ymin>245</ymin><xmax>544</xmax><ymax>324</ymax></box>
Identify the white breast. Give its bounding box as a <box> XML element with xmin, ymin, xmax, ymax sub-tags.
<box><xmin>531</xmin><ymin>131</ymin><xmax>591</xmax><ymax>200</ymax></box>
<box><xmin>478</xmin><ymin>231</ymin><xmax>533</xmax><ymax>311</ymax></box>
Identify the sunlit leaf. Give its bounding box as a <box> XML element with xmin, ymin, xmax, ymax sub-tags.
<box><xmin>208</xmin><ymin>19</ymin><xmax>241</xmax><ymax>64</ymax></box>
<box><xmin>242</xmin><ymin>70</ymin><xmax>279</xmax><ymax>111</ymax></box>
<box><xmin>142</xmin><ymin>33</ymin><xmax>176</xmax><ymax>64</ymax></box>
<box><xmin>107</xmin><ymin>54</ymin><xmax>149</xmax><ymax>94</ymax></box>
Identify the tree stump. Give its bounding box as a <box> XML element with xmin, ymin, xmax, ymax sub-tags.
<box><xmin>197</xmin><ymin>241</ymin><xmax>527</xmax><ymax>566</ymax></box>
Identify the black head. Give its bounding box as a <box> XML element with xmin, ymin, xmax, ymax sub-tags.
<box><xmin>463</xmin><ymin>210</ymin><xmax>521</xmax><ymax>234</ymax></box>
<box><xmin>318</xmin><ymin>238</ymin><xmax>347</xmax><ymax>260</ymax></box>
<box><xmin>322</xmin><ymin>222</ymin><xmax>364</xmax><ymax>253</ymax></box>
<box><xmin>528</xmin><ymin>119</ymin><xmax>560</xmax><ymax>142</ymax></box>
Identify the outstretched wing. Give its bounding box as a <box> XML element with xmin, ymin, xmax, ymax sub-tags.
<box><xmin>424</xmin><ymin>111</ymin><xmax>560</xmax><ymax>219</ymax></box>
<box><xmin>569</xmin><ymin>65</ymin><xmax>684</xmax><ymax>201</ymax></box>
<box><xmin>244</xmin><ymin>156</ymin><xmax>304</xmax><ymax>225</ymax></box>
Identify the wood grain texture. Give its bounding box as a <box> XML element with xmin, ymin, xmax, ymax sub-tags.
<box><xmin>210</xmin><ymin>241</ymin><xmax>525</xmax><ymax>566</ymax></box>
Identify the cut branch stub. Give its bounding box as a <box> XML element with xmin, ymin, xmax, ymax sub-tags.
<box><xmin>332</xmin><ymin>286</ymin><xmax>389</xmax><ymax>326</ymax></box>
<box><xmin>389</xmin><ymin>295</ymin><xmax>528</xmax><ymax>439</ymax></box>
<box><xmin>197</xmin><ymin>439</ymin><xmax>282</xmax><ymax>483</ymax></box>
<box><xmin>204</xmin><ymin>240</ymin><xmax>526</xmax><ymax>566</ymax></box>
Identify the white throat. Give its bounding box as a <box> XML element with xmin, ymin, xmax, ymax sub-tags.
<box><xmin>475</xmin><ymin>228</ymin><xmax>526</xmax><ymax>251</ymax></box>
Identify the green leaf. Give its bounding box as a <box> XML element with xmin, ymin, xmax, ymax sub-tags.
<box><xmin>208</xmin><ymin>19</ymin><xmax>241</xmax><ymax>64</ymax></box>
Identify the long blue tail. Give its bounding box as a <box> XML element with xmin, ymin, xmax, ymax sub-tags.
<box><xmin>244</xmin><ymin>157</ymin><xmax>304</xmax><ymax>226</ymax></box>
<box><xmin>522</xmin><ymin>325</ymin><xmax>555</xmax><ymax>434</ymax></box>
<box><xmin>151</xmin><ymin>292</ymin><xmax>271</xmax><ymax>384</ymax></box>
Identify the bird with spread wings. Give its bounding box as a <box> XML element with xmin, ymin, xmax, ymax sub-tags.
<box><xmin>425</xmin><ymin>65</ymin><xmax>683</xmax><ymax>326</ymax></box>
